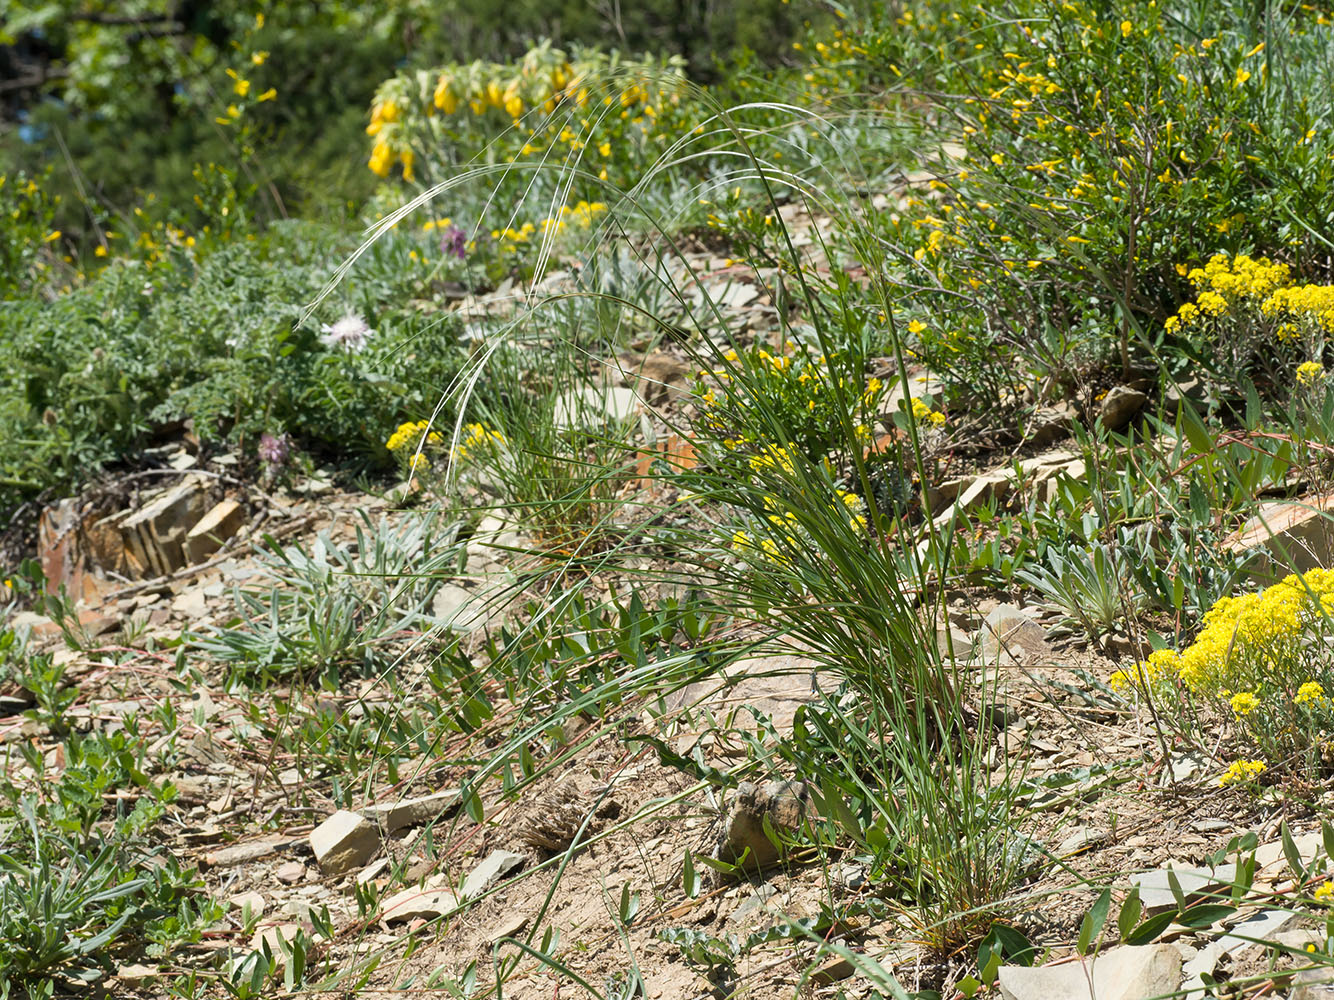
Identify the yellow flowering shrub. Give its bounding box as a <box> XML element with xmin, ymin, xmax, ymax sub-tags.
<box><xmin>385</xmin><ymin>419</ymin><xmax>507</xmax><ymax>474</ymax></box>
<box><xmin>692</xmin><ymin>344</ymin><xmax>884</xmax><ymax>465</ymax></box>
<box><xmin>1112</xmin><ymin>568</ymin><xmax>1334</xmax><ymax>779</ymax></box>
<box><xmin>451</xmin><ymin>423</ymin><xmax>506</xmax><ymax>464</ymax></box>
<box><xmin>1163</xmin><ymin>253</ymin><xmax>1334</xmax><ymax>381</ymax></box>
<box><xmin>364</xmin><ymin>40</ymin><xmax>688</xmax><ymax>185</ymax></box>
<box><xmin>850</xmin><ymin>0</ymin><xmax>1334</xmax><ymax>411</ymax></box>
<box><xmin>386</xmin><ymin>419</ymin><xmax>442</xmax><ymax>452</ymax></box>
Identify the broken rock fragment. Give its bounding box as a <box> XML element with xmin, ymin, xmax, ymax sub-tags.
<box><xmin>716</xmin><ymin>779</ymin><xmax>809</xmax><ymax>871</ymax></box>
<box><xmin>309</xmin><ymin>810</ymin><xmax>379</xmax><ymax>875</ymax></box>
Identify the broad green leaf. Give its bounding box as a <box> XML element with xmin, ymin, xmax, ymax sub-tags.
<box><xmin>1283</xmin><ymin>821</ymin><xmax>1307</xmax><ymax>880</ymax></box>
<box><xmin>1077</xmin><ymin>888</ymin><xmax>1111</xmax><ymax>955</ymax></box>
<box><xmin>682</xmin><ymin>849</ymin><xmax>701</xmax><ymax>898</ymax></box>
<box><xmin>1124</xmin><ymin>911</ymin><xmax>1175</xmax><ymax>946</ymax></box>
<box><xmin>1117</xmin><ymin>888</ymin><xmax>1142</xmax><ymax>940</ymax></box>
<box><xmin>1175</xmin><ymin>904</ymin><xmax>1236</xmax><ymax>929</ymax></box>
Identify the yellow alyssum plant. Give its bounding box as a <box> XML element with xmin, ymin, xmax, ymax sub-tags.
<box><xmin>1112</xmin><ymin>568</ymin><xmax>1334</xmax><ymax>780</ymax></box>
<box><xmin>1164</xmin><ymin>253</ymin><xmax>1334</xmax><ymax>378</ymax></box>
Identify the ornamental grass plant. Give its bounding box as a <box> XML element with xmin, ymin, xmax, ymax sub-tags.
<box><xmin>330</xmin><ymin>65</ymin><xmax>1046</xmax><ymax>959</ymax></box>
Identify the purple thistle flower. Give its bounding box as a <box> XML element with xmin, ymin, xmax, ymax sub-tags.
<box><xmin>441</xmin><ymin>225</ymin><xmax>468</xmax><ymax>260</ymax></box>
<box><xmin>258</xmin><ymin>432</ymin><xmax>292</xmax><ymax>467</ymax></box>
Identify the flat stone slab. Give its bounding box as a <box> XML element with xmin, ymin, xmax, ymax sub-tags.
<box><xmin>361</xmin><ymin>790</ymin><xmax>461</xmax><ymax>834</ymax></box>
<box><xmin>1130</xmin><ymin>863</ymin><xmax>1237</xmax><ymax>914</ymax></box>
<box><xmin>998</xmin><ymin>943</ymin><xmax>1181</xmax><ymax>1000</ymax></box>
<box><xmin>664</xmin><ymin>654</ymin><xmax>823</xmax><ymax>735</ymax></box>
<box><xmin>460</xmin><ymin>849</ymin><xmax>525</xmax><ymax>900</ymax></box>
<box><xmin>381</xmin><ymin>885</ymin><xmax>459</xmax><ymax>924</ymax></box>
<box><xmin>1225</xmin><ymin>493</ymin><xmax>1334</xmax><ymax>578</ymax></box>
<box><xmin>310</xmin><ymin>810</ymin><xmax>379</xmax><ymax>875</ymax></box>
<box><xmin>553</xmin><ymin>385</ymin><xmax>644</xmax><ymax>429</ymax></box>
<box><xmin>1255</xmin><ymin>831</ymin><xmax>1323</xmax><ymax>872</ymax></box>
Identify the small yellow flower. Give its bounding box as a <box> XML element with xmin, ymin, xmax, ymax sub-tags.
<box><xmin>1229</xmin><ymin>691</ymin><xmax>1260</xmax><ymax>716</ymax></box>
<box><xmin>1120</xmin><ymin>20</ymin><xmax>1132</xmax><ymax>36</ymax></box>
<box><xmin>251</xmin><ymin>51</ymin><xmax>269</xmax><ymax>65</ymax></box>
<box><xmin>907</xmin><ymin>319</ymin><xmax>927</xmax><ymax>334</ymax></box>
<box><xmin>1317</xmin><ymin>881</ymin><xmax>1334</xmax><ymax>902</ymax></box>
<box><xmin>257</xmin><ymin>88</ymin><xmax>277</xmax><ymax>102</ymax></box>
<box><xmin>1296</xmin><ymin>681</ymin><xmax>1326</xmax><ymax>705</ymax></box>
<box><xmin>1218</xmin><ymin>759</ymin><xmax>1266</xmax><ymax>787</ymax></box>
<box><xmin>1297</xmin><ymin>361</ymin><xmax>1326</xmax><ymax>386</ymax></box>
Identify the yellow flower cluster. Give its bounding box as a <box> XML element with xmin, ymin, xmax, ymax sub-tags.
<box><xmin>911</xmin><ymin>396</ymin><xmax>947</xmax><ymax>427</ymax></box>
<box><xmin>452</xmin><ymin>423</ymin><xmax>506</xmax><ymax>463</ymax></box>
<box><xmin>1190</xmin><ymin>253</ymin><xmax>1291</xmax><ymax>301</ymax></box>
<box><xmin>1297</xmin><ymin>361</ymin><xmax>1326</xmax><ymax>386</ymax></box>
<box><xmin>729</xmin><ymin>529</ymin><xmax>795</xmax><ymax>569</ymax></box>
<box><xmin>1218</xmin><ymin>759</ymin><xmax>1266</xmax><ymax>787</ymax></box>
<box><xmin>1107</xmin><ymin>647</ymin><xmax>1180</xmax><ymax>693</ymax></box>
<box><xmin>386</xmin><ymin>419</ymin><xmax>442</xmax><ymax>452</ymax></box>
<box><xmin>749</xmin><ymin>443</ymin><xmax>797</xmax><ymax>474</ymax></box>
<box><xmin>1229</xmin><ymin>690</ymin><xmax>1260</xmax><ymax>716</ymax></box>
<box><xmin>429</xmin><ymin>48</ymin><xmax>679</xmax><ymax>122</ymax></box>
<box><xmin>487</xmin><ymin>202</ymin><xmax>608</xmax><ymax>253</ymax></box>
<box><xmin>539</xmin><ymin>200</ymin><xmax>608</xmax><ymax>234</ymax></box>
<box><xmin>1116</xmin><ymin>570</ymin><xmax>1334</xmax><ymax>695</ymax></box>
<box><xmin>1296</xmin><ymin>680</ymin><xmax>1327</xmax><ymax>705</ymax></box>
<box><xmin>1165</xmin><ymin>253</ymin><xmax>1334</xmax><ymax>338</ymax></box>
<box><xmin>834</xmin><ymin>488</ymin><xmax>868</xmax><ymax>532</ymax></box>
<box><xmin>366</xmin><ymin>41</ymin><xmax>685</xmax><ymax>181</ymax></box>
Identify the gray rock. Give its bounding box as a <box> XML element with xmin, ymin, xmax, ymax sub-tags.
<box><xmin>431</xmin><ymin>584</ymin><xmax>487</xmax><ymax>631</ymax></box>
<box><xmin>309</xmin><ymin>810</ymin><xmax>379</xmax><ymax>875</ymax></box>
<box><xmin>170</xmin><ymin>586</ymin><xmax>209</xmax><ymax>618</ymax></box>
<box><xmin>1256</xmin><ymin>831</ymin><xmax>1323</xmax><ymax>872</ymax></box>
<box><xmin>553</xmin><ymin>385</ymin><xmax>644</xmax><ymax>429</ymax></box>
<box><xmin>664</xmin><ymin>654</ymin><xmax>822</xmax><ymax>736</ymax></box>
<box><xmin>203</xmin><ymin>837</ymin><xmax>296</xmax><ymax>869</ymax></box>
<box><xmin>1130</xmin><ymin>863</ymin><xmax>1237</xmax><ymax>914</ymax></box>
<box><xmin>380</xmin><ymin>885</ymin><xmax>459</xmax><ymax>924</ymax></box>
<box><xmin>1054</xmin><ymin>826</ymin><xmax>1108</xmax><ymax>858</ymax></box>
<box><xmin>186</xmin><ymin>499</ymin><xmax>245</xmax><ymax>562</ymax></box>
<box><xmin>1181</xmin><ymin>909</ymin><xmax>1294</xmax><ymax>991</ymax></box>
<box><xmin>1099</xmin><ymin>386</ymin><xmax>1148</xmax><ymax>431</ymax></box>
<box><xmin>1169</xmin><ymin>753</ymin><xmax>1208</xmax><ymax>783</ymax></box>
<box><xmin>1226</xmin><ymin>497</ymin><xmax>1334</xmax><ymax>580</ymax></box>
<box><xmin>361</xmin><ymin>790</ymin><xmax>461</xmax><ymax>834</ymax></box>
<box><xmin>115</xmin><ymin>964</ymin><xmax>162</xmax><ymax>986</ymax></box>
<box><xmin>460</xmin><ymin>849</ymin><xmax>525</xmax><ymax>899</ymax></box>
<box><xmin>979</xmin><ymin>605</ymin><xmax>1052</xmax><ymax>665</ymax></box>
<box><xmin>1029</xmin><ymin>402</ymin><xmax>1077</xmax><ymax>446</ymax></box>
<box><xmin>936</xmin><ymin>625</ymin><xmax>975</xmax><ymax>660</ymax></box>
<box><xmin>811</xmin><ymin>955</ymin><xmax>856</xmax><ymax>984</ymax></box>
<box><xmin>249</xmin><ymin>921</ymin><xmax>305</xmax><ymax>962</ymax></box>
<box><xmin>716</xmin><ymin>779</ymin><xmax>809</xmax><ymax>871</ymax></box>
<box><xmin>997</xmin><ymin>943</ymin><xmax>1181</xmax><ymax>1000</ymax></box>
<box><xmin>228</xmin><ymin>891</ymin><xmax>267</xmax><ymax>917</ymax></box>
<box><xmin>487</xmin><ymin>913</ymin><xmax>530</xmax><ymax>942</ymax></box>
<box><xmin>1292</xmin><ymin>966</ymin><xmax>1334</xmax><ymax>1000</ymax></box>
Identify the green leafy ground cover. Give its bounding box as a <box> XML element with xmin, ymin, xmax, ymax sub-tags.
<box><xmin>10</xmin><ymin>0</ymin><xmax>1334</xmax><ymax>996</ymax></box>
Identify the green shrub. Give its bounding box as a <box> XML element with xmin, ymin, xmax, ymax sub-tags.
<box><xmin>0</xmin><ymin>219</ymin><xmax>469</xmax><ymax>517</ymax></box>
<box><xmin>846</xmin><ymin>0</ymin><xmax>1334</xmax><ymax>406</ymax></box>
